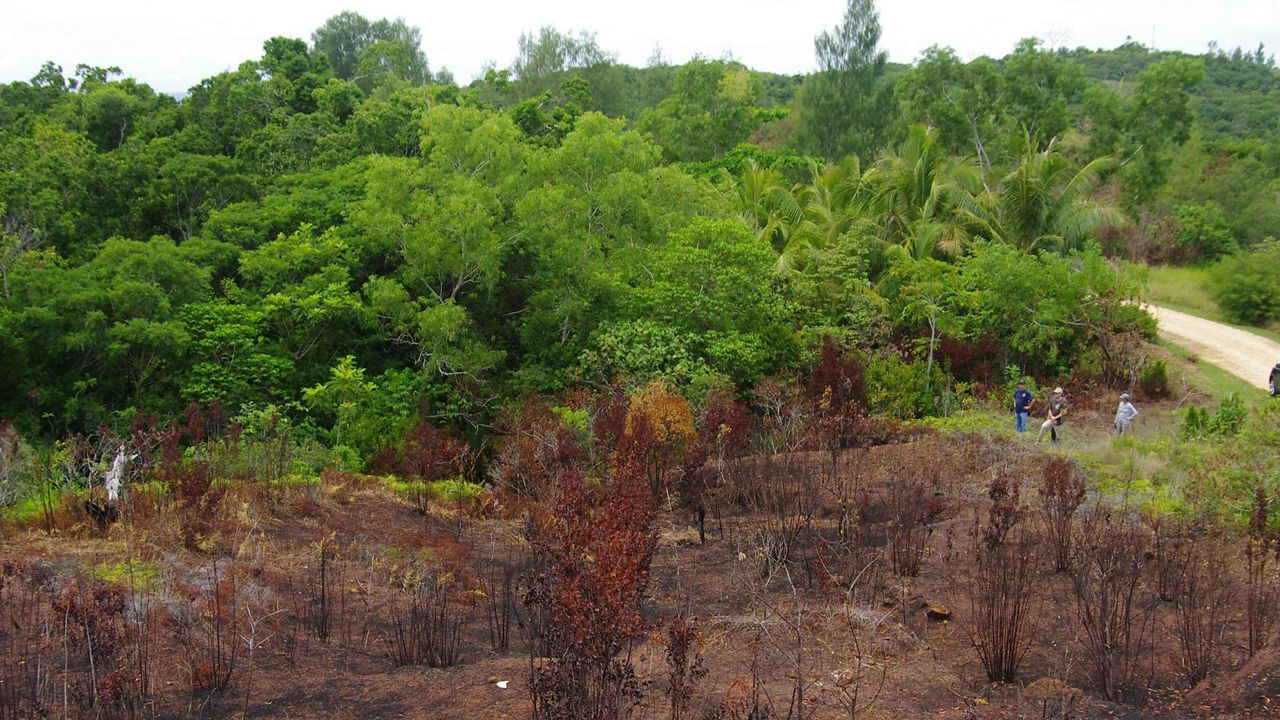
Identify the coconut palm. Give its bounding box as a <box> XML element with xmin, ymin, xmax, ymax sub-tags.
<box><xmin>732</xmin><ymin>158</ymin><xmax>876</xmax><ymax>274</ymax></box>
<box><xmin>867</xmin><ymin>124</ymin><xmax>983</xmax><ymax>260</ymax></box>
<box><xmin>796</xmin><ymin>156</ymin><xmax>871</xmax><ymax>249</ymax></box>
<box><xmin>981</xmin><ymin>138</ymin><xmax>1126</xmax><ymax>253</ymax></box>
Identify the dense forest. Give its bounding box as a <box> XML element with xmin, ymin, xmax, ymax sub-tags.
<box><xmin>1</xmin><ymin>3</ymin><xmax>1277</xmax><ymax>451</ymax></box>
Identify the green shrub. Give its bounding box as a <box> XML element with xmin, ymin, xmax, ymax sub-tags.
<box><xmin>865</xmin><ymin>352</ymin><xmax>936</xmax><ymax>420</ymax></box>
<box><xmin>1182</xmin><ymin>394</ymin><xmax>1246</xmax><ymax>437</ymax></box>
<box><xmin>427</xmin><ymin>477</ymin><xmax>483</xmax><ymax>503</ymax></box>
<box><xmin>1138</xmin><ymin>360</ymin><xmax>1169</xmax><ymax>399</ymax></box>
<box><xmin>0</xmin><ymin>434</ymin><xmax>37</xmax><ymax>509</ymax></box>
<box><xmin>1181</xmin><ymin>405</ymin><xmax>1209</xmax><ymax>437</ymax></box>
<box><xmin>92</xmin><ymin>560</ymin><xmax>160</xmax><ymax>592</ymax></box>
<box><xmin>1211</xmin><ymin>242</ymin><xmax>1280</xmax><ymax>325</ymax></box>
<box><xmin>1174</xmin><ymin>201</ymin><xmax>1236</xmax><ymax>261</ymax></box>
<box><xmin>387</xmin><ymin>476</ymin><xmax>483</xmax><ymax>504</ymax></box>
<box><xmin>1208</xmin><ymin>393</ymin><xmax>1246</xmax><ymax>435</ymax></box>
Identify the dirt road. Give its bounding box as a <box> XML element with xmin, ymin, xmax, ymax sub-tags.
<box><xmin>1147</xmin><ymin>304</ymin><xmax>1280</xmax><ymax>391</ymax></box>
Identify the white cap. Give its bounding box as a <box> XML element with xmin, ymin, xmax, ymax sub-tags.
<box><xmin>1053</xmin><ymin>387</ymin><xmax>1063</xmax><ymax>394</ymax></box>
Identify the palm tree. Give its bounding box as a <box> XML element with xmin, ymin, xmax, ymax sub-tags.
<box><xmin>731</xmin><ymin>158</ymin><xmax>876</xmax><ymax>274</ymax></box>
<box><xmin>796</xmin><ymin>156</ymin><xmax>870</xmax><ymax>249</ymax></box>
<box><xmin>981</xmin><ymin>138</ymin><xmax>1126</xmax><ymax>253</ymax></box>
<box><xmin>867</xmin><ymin>124</ymin><xmax>983</xmax><ymax>260</ymax></box>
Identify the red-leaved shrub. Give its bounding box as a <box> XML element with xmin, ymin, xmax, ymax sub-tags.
<box><xmin>526</xmin><ymin>434</ymin><xmax>658</xmax><ymax>719</ymax></box>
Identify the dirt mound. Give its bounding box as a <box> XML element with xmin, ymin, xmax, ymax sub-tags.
<box><xmin>1185</xmin><ymin>637</ymin><xmax>1280</xmax><ymax>717</ymax></box>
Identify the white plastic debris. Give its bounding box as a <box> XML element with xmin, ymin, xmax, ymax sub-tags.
<box><xmin>496</xmin><ymin>681</ymin><xmax>509</xmax><ymax>690</ymax></box>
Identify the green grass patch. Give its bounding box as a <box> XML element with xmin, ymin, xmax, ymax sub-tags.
<box><xmin>3</xmin><ymin>492</ymin><xmax>53</xmax><ymax>525</ymax></box>
<box><xmin>914</xmin><ymin>407</ymin><xmax>1013</xmax><ymax>437</ymax></box>
<box><xmin>386</xmin><ymin>476</ymin><xmax>483</xmax><ymax>503</ymax></box>
<box><xmin>92</xmin><ymin>560</ymin><xmax>160</xmax><ymax>592</ymax></box>
<box><xmin>1144</xmin><ymin>264</ymin><xmax>1223</xmax><ymax>319</ymax></box>
<box><xmin>2</xmin><ymin>487</ymin><xmax>82</xmax><ymax>525</ymax></box>
<box><xmin>427</xmin><ymin>478</ymin><xmax>483</xmax><ymax>502</ymax></box>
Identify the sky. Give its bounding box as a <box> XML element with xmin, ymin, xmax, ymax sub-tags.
<box><xmin>1</xmin><ymin>0</ymin><xmax>1278</xmax><ymax>94</ymax></box>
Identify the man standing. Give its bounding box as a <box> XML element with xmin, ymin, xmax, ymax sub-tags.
<box><xmin>1115</xmin><ymin>393</ymin><xmax>1138</xmax><ymax>435</ymax></box>
<box><xmin>1037</xmin><ymin>387</ymin><xmax>1068</xmax><ymax>443</ymax></box>
<box><xmin>1013</xmin><ymin>380</ymin><xmax>1034</xmax><ymax>433</ymax></box>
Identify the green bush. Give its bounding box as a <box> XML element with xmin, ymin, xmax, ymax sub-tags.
<box><xmin>1174</xmin><ymin>201</ymin><xmax>1236</xmax><ymax>261</ymax></box>
<box><xmin>1181</xmin><ymin>405</ymin><xmax>1209</xmax><ymax>437</ymax></box>
<box><xmin>1182</xmin><ymin>393</ymin><xmax>1246</xmax><ymax>437</ymax></box>
<box><xmin>1138</xmin><ymin>359</ymin><xmax>1169</xmax><ymax>399</ymax></box>
<box><xmin>427</xmin><ymin>477</ymin><xmax>483</xmax><ymax>503</ymax></box>
<box><xmin>0</xmin><ymin>435</ymin><xmax>38</xmax><ymax>509</ymax></box>
<box><xmin>865</xmin><ymin>352</ymin><xmax>937</xmax><ymax>420</ymax></box>
<box><xmin>1211</xmin><ymin>242</ymin><xmax>1280</xmax><ymax>325</ymax></box>
<box><xmin>1208</xmin><ymin>393</ymin><xmax>1246</xmax><ymax>435</ymax></box>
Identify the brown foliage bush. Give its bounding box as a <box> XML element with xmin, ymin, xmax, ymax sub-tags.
<box><xmin>624</xmin><ymin>380</ymin><xmax>696</xmax><ymax>494</ymax></box>
<box><xmin>662</xmin><ymin>615</ymin><xmax>707</xmax><ymax>720</ymax></box>
<box><xmin>399</xmin><ymin>412</ymin><xmax>471</xmax><ymax>514</ymax></box>
<box><xmin>525</xmin><ymin>439</ymin><xmax>658</xmax><ymax>720</ymax></box>
<box><xmin>807</xmin><ymin>336</ymin><xmax>867</xmax><ymax>449</ymax></box>
<box><xmin>491</xmin><ymin>395</ymin><xmax>582</xmax><ymax>499</ymax></box>
<box><xmin>936</xmin><ymin>334</ymin><xmax>1002</xmax><ymax>386</ymax></box>
<box><xmin>1038</xmin><ymin>455</ymin><xmax>1085</xmax><ymax>573</ymax></box>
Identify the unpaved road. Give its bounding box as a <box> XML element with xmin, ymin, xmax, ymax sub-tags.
<box><xmin>1147</xmin><ymin>304</ymin><xmax>1280</xmax><ymax>391</ymax></box>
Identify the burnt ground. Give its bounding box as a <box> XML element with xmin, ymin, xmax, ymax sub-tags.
<box><xmin>1</xmin><ymin>429</ymin><xmax>1277</xmax><ymax>720</ymax></box>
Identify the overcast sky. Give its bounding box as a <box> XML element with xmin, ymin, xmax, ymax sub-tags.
<box><xmin>2</xmin><ymin>0</ymin><xmax>1278</xmax><ymax>94</ymax></box>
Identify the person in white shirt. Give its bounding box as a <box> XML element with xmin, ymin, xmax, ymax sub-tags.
<box><xmin>1037</xmin><ymin>387</ymin><xmax>1067</xmax><ymax>443</ymax></box>
<box><xmin>1114</xmin><ymin>393</ymin><xmax>1138</xmax><ymax>435</ymax></box>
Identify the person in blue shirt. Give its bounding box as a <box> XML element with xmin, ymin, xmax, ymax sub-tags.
<box><xmin>1013</xmin><ymin>380</ymin><xmax>1034</xmax><ymax>433</ymax></box>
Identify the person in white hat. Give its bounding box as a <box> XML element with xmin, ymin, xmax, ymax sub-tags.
<box><xmin>1037</xmin><ymin>387</ymin><xmax>1067</xmax><ymax>443</ymax></box>
<box><xmin>1115</xmin><ymin>393</ymin><xmax>1138</xmax><ymax>435</ymax></box>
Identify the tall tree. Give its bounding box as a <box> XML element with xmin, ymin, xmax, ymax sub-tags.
<box><xmin>1000</xmin><ymin>39</ymin><xmax>1084</xmax><ymax>152</ymax></box>
<box><xmin>895</xmin><ymin>47</ymin><xmax>1004</xmax><ymax>167</ymax></box>
<box><xmin>511</xmin><ymin>27</ymin><xmax>614</xmax><ymax>99</ymax></box>
<box><xmin>311</xmin><ymin>12</ymin><xmax>430</xmax><ymax>85</ymax></box>
<box><xmin>792</xmin><ymin>0</ymin><xmax>891</xmax><ymax>161</ymax></box>
<box><xmin>636</xmin><ymin>58</ymin><xmax>769</xmax><ymax>162</ymax></box>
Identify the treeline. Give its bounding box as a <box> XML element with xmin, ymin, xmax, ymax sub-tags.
<box><xmin>0</xmin><ymin>1</ymin><xmax>1272</xmax><ymax>449</ymax></box>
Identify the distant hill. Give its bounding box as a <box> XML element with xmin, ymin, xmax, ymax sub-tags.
<box><xmin>1060</xmin><ymin>43</ymin><xmax>1280</xmax><ymax>141</ymax></box>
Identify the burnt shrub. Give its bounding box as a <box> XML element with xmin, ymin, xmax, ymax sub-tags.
<box><xmin>965</xmin><ymin>473</ymin><xmax>1039</xmax><ymax>683</ymax></box>
<box><xmin>388</xmin><ymin>568</ymin><xmax>468</xmax><ymax>668</ymax></box>
<box><xmin>1070</xmin><ymin>508</ymin><xmax>1155</xmax><ymax>703</ymax></box>
<box><xmin>1175</xmin><ymin>536</ymin><xmax>1236</xmax><ymax>684</ymax></box>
